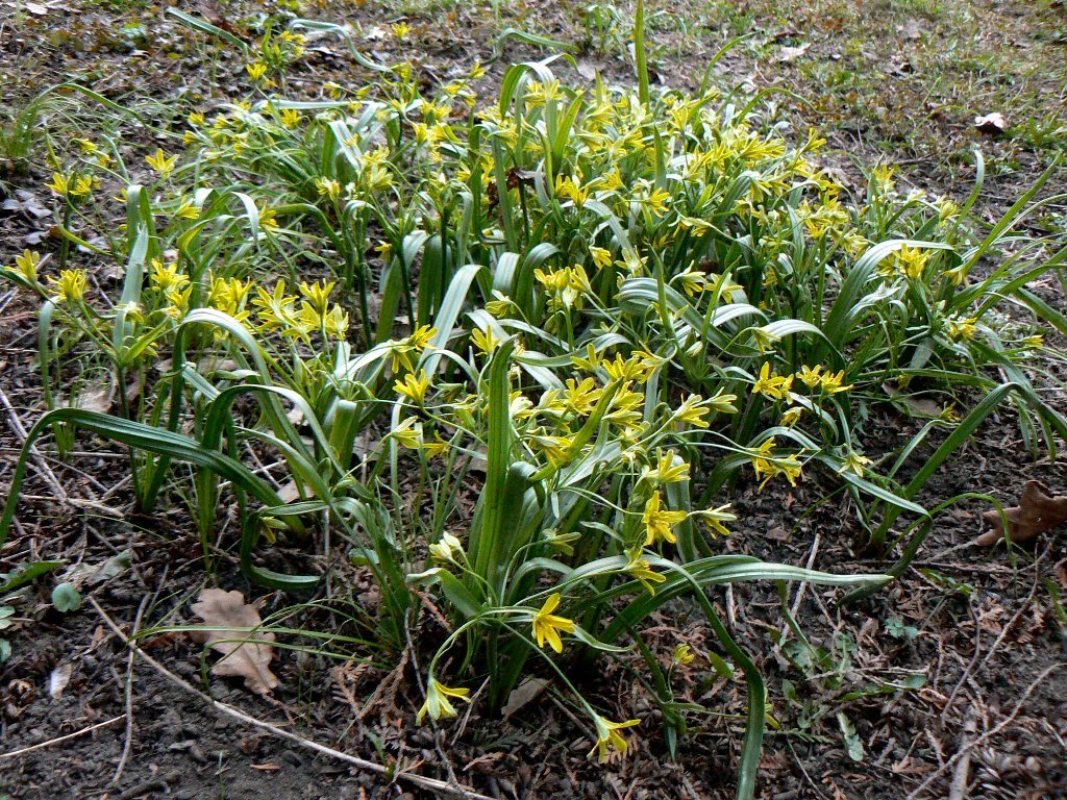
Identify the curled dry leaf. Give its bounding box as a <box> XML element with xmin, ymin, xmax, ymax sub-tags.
<box><xmin>973</xmin><ymin>112</ymin><xmax>1007</xmax><ymax>136</ymax></box>
<box><xmin>190</xmin><ymin>588</ymin><xmax>279</xmax><ymax>696</ymax></box>
<box><xmin>977</xmin><ymin>481</ymin><xmax>1067</xmax><ymax>546</ymax></box>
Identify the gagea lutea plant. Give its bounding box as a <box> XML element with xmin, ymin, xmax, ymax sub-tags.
<box><xmin>2</xmin><ymin>1</ymin><xmax>1065</xmax><ymax>797</ymax></box>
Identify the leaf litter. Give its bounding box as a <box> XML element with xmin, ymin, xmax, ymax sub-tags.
<box><xmin>189</xmin><ymin>588</ymin><xmax>279</xmax><ymax>696</ymax></box>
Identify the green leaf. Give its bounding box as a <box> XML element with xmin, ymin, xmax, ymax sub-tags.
<box><xmin>52</xmin><ymin>582</ymin><xmax>81</xmax><ymax>613</ymax></box>
<box><xmin>0</xmin><ymin>561</ymin><xmax>63</xmax><ymax>594</ymax></box>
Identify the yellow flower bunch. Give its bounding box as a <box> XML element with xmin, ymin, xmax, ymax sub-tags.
<box><xmin>750</xmin><ymin>437</ymin><xmax>803</xmax><ymax>489</ymax></box>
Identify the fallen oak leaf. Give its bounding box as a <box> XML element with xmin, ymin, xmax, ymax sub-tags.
<box><xmin>190</xmin><ymin>589</ymin><xmax>279</xmax><ymax>696</ymax></box>
<box><xmin>977</xmin><ymin>481</ymin><xmax>1067</xmax><ymax>546</ymax></box>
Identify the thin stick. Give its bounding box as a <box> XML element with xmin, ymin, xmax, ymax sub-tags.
<box><xmin>905</xmin><ymin>662</ymin><xmax>1065</xmax><ymax>800</ymax></box>
<box><xmin>89</xmin><ymin>599</ymin><xmax>494</xmax><ymax>800</ymax></box>
<box><xmin>111</xmin><ymin>597</ymin><xmax>148</xmax><ymax>786</ymax></box>
<box><xmin>0</xmin><ymin>383</ymin><xmax>68</xmax><ymax>501</ymax></box>
<box><xmin>0</xmin><ymin>714</ymin><xmax>126</xmax><ymax>759</ymax></box>
<box><xmin>947</xmin><ymin>708</ymin><xmax>977</xmax><ymax>800</ymax></box>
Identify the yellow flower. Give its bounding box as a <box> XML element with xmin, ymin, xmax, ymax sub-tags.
<box><xmin>674</xmin><ymin>394</ymin><xmax>718</xmax><ymax>427</ymax></box>
<box><xmin>485</xmin><ymin>294</ymin><xmax>513</xmax><ymax>317</ymax></box>
<box><xmin>13</xmin><ymin>250</ymin><xmax>41</xmax><ymax>283</ymax></box>
<box><xmin>315</xmin><ymin>177</ymin><xmax>342</xmax><ymax>201</ymax></box>
<box><xmin>642</xmin><ymin>450</ymin><xmax>689</xmax><ymax>484</ymax></box>
<box><xmin>589</xmin><ymin>246</ymin><xmax>613</xmax><ymax>270</ymax></box>
<box><xmin>642</xmin><ymin>491</ymin><xmax>687</xmax><ymax>547</ymax></box>
<box><xmin>937</xmin><ymin>198</ymin><xmax>960</xmax><ymax>223</ymax></box>
<box><xmin>893</xmin><ymin>245</ymin><xmax>929</xmax><ymax>281</ymax></box>
<box><xmin>946</xmin><ymin>316</ymin><xmax>978</xmax><ymax>342</ymax></box>
<box><xmin>164</xmin><ymin>285</ymin><xmax>193</xmax><ymax>320</ymax></box>
<box><xmin>871</xmin><ymin>164</ymin><xmax>896</xmax><ymax>192</ymax></box>
<box><xmin>641</xmin><ymin>187</ymin><xmax>671</xmax><ymax>215</ymax></box>
<box><xmin>839</xmin><ymin>451</ymin><xmax>871</xmax><ymax>477</ymax></box>
<box><xmin>145</xmin><ymin>148</ymin><xmax>178</xmax><ymax>178</ymax></box>
<box><xmin>795</xmin><ymin>365</ymin><xmax>823</xmax><ymax>390</ymax></box>
<box><xmin>150</xmin><ymin>259</ymin><xmax>189</xmax><ymax>294</ymax></box>
<box><xmin>563</xmin><ymin>376</ymin><xmax>600</xmax><ymax>415</ymax></box>
<box><xmin>530</xmin><ymin>433</ymin><xmax>573</xmax><ymax>466</ymax></box>
<box><xmin>252</xmin><ymin>280</ymin><xmax>298</xmax><ymax>330</ymax></box>
<box><xmin>602</xmin><ymin>353</ymin><xmax>646</xmax><ymax>383</ymax></box>
<box><xmin>323</xmin><ymin>305</ymin><xmax>349</xmax><ymax>338</ymax></box>
<box><xmin>677</xmin><ymin>270</ymin><xmax>708</xmax><ymax>297</ymax></box>
<box><xmin>391</xmin><ymin>417</ymin><xmax>423</xmax><ymax>449</ymax></box>
<box><xmin>280</xmin><ymin>107</ymin><xmax>301</xmax><ymax>129</ymax></box>
<box><xmin>428</xmin><ymin>531</ymin><xmax>462</xmax><ymax>562</ymax></box>
<box><xmin>46</xmin><ymin>172</ymin><xmax>93</xmax><ymax>199</ymax></box>
<box><xmin>672</xmin><ymin>644</ymin><xmax>696</xmax><ymax>666</ymax></box>
<box><xmin>625</xmin><ymin>554</ymin><xmax>666</xmax><ymax>595</ymax></box>
<box><xmin>395</xmin><ymin>370</ymin><xmax>431</xmax><ymax>405</ymax></box>
<box><xmin>471</xmin><ymin>326</ymin><xmax>500</xmax><ymax>355</ymax></box>
<box><xmin>46</xmin><ymin>172</ymin><xmax>70</xmax><ymax>196</ymax></box>
<box><xmin>750</xmin><ymin>438</ymin><xmax>803</xmax><ymax>490</ymax></box>
<box><xmin>258</xmin><ymin>204</ymin><xmax>279</xmax><ymax>229</ymax></box>
<box><xmin>187</xmin><ymin>110</ymin><xmax>206</xmax><ymax>126</ymax></box>
<box><xmin>589</xmin><ymin>715</ymin><xmax>640</xmax><ymax>763</ymax></box>
<box><xmin>246</xmin><ymin>62</ymin><xmax>269</xmax><ymax>81</ymax></box>
<box><xmin>693</xmin><ymin>504</ymin><xmax>736</xmax><ymax>537</ymax></box>
<box><xmin>554</xmin><ymin>174</ymin><xmax>588</xmax><ymax>207</ymax></box>
<box><xmin>819</xmin><ymin>369</ymin><xmax>852</xmax><ymax>394</ymax></box>
<box><xmin>298</xmin><ymin>280</ymin><xmax>336</xmax><ymax>314</ymax></box>
<box><xmin>531</xmin><ymin>593</ymin><xmax>575</xmax><ymax>653</ymax></box>
<box><xmin>391</xmin><ymin>21</ymin><xmax>412</xmax><ymax>39</ymax></box>
<box><xmin>174</xmin><ymin>199</ymin><xmax>200</xmax><ymax>220</ymax></box>
<box><xmin>416</xmin><ymin>678</ymin><xmax>471</xmax><ymax>724</ymax></box>
<box><xmin>48</xmin><ymin>269</ymin><xmax>88</xmax><ymax>303</ymax></box>
<box><xmin>408</xmin><ymin>324</ymin><xmax>437</xmax><ymax>351</ymax></box>
<box><xmin>780</xmin><ymin>406</ymin><xmax>804</xmax><ymax>427</ymax></box>
<box><xmin>752</xmin><ymin>362</ymin><xmax>794</xmax><ymax>401</ymax></box>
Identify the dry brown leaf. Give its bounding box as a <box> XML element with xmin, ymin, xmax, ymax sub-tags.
<box><xmin>974</xmin><ymin>112</ymin><xmax>1007</xmax><ymax>136</ymax></box>
<box><xmin>70</xmin><ymin>376</ymin><xmax>115</xmax><ymax>414</ymax></box>
<box><xmin>977</xmin><ymin>481</ymin><xmax>1067</xmax><ymax>546</ymax></box>
<box><xmin>190</xmin><ymin>589</ymin><xmax>278</xmax><ymax>696</ymax></box>
<box><xmin>501</xmin><ymin>677</ymin><xmax>550</xmax><ymax>719</ymax></box>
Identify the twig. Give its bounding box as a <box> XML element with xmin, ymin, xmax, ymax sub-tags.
<box><xmin>88</xmin><ymin>598</ymin><xmax>494</xmax><ymax>800</ymax></box>
<box><xmin>786</xmin><ymin>737</ymin><xmax>831</xmax><ymax>800</ymax></box>
<box><xmin>0</xmin><ymin>714</ymin><xmax>126</xmax><ymax>759</ymax></box>
<box><xmin>776</xmin><ymin>531</ymin><xmax>821</xmax><ymax>650</ymax></box>
<box><xmin>0</xmin><ymin>383</ymin><xmax>68</xmax><ymax>502</ymax></box>
<box><xmin>111</xmin><ymin>596</ymin><xmax>148</xmax><ymax>786</ymax></box>
<box><xmin>941</xmin><ymin>602</ymin><xmax>982</xmax><ymax>723</ymax></box>
<box><xmin>972</xmin><ymin>545</ymin><xmax>1048</xmax><ymax>678</ymax></box>
<box><xmin>947</xmin><ymin>708</ymin><xmax>977</xmax><ymax>800</ymax></box>
<box><xmin>905</xmin><ymin>662</ymin><xmax>1065</xmax><ymax>799</ymax></box>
